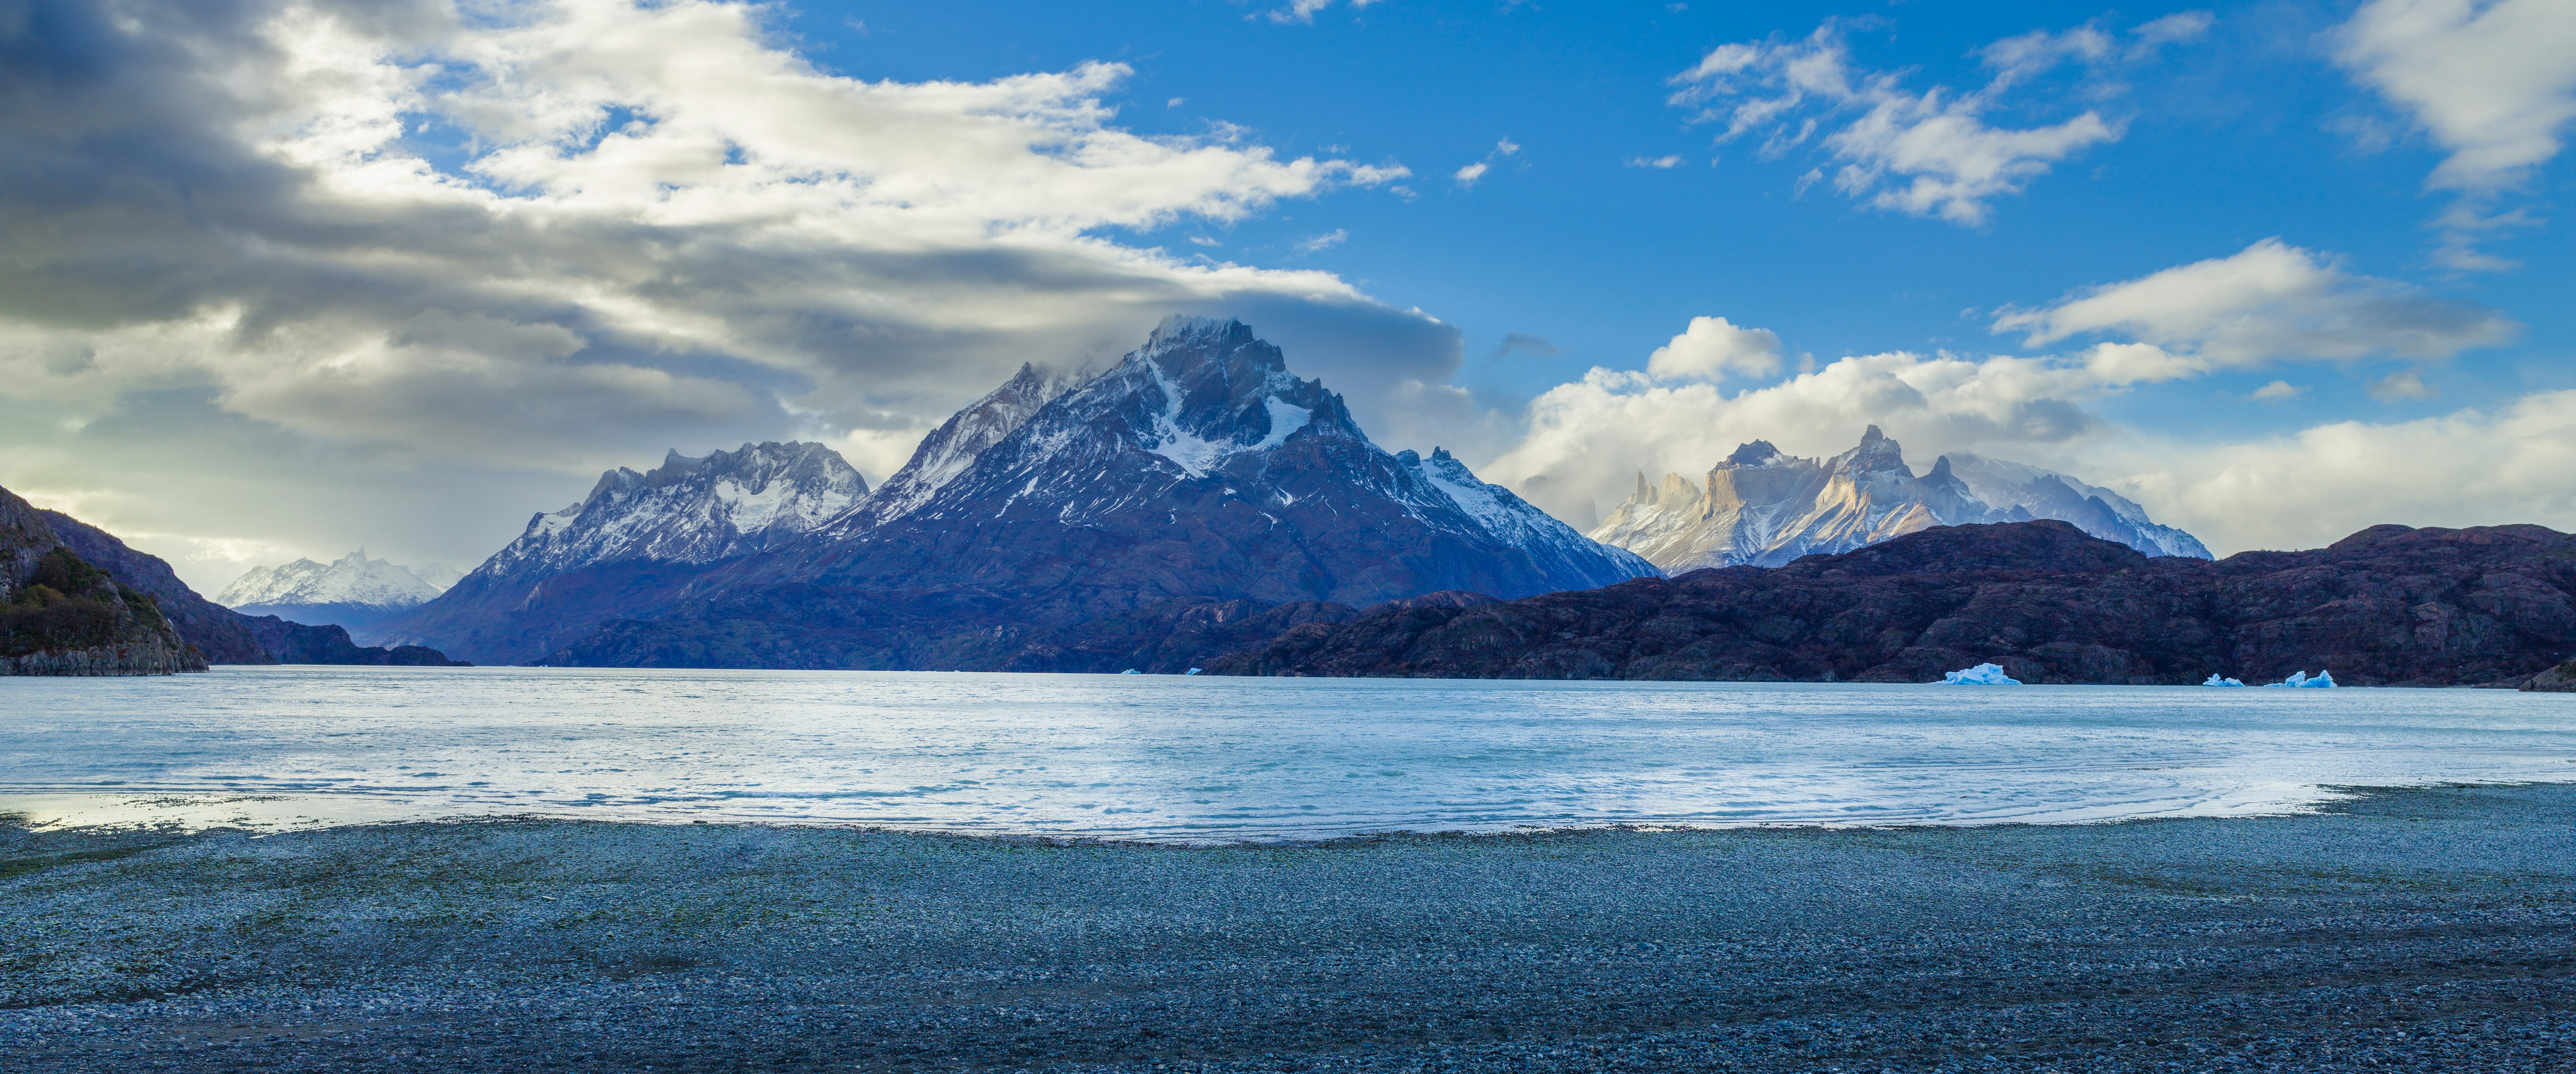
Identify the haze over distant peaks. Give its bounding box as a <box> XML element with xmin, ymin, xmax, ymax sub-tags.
<box><xmin>1590</xmin><ymin>426</ymin><xmax>2210</xmax><ymax>572</ymax></box>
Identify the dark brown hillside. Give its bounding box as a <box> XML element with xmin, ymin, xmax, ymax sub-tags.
<box><xmin>1205</xmin><ymin>521</ymin><xmax>2576</xmax><ymax>687</ymax></box>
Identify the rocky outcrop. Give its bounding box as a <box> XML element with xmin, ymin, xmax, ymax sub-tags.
<box><xmin>2523</xmin><ymin>659</ymin><xmax>2576</xmax><ymax>692</ymax></box>
<box><xmin>1589</xmin><ymin>429</ymin><xmax>2210</xmax><ymax>571</ymax></box>
<box><xmin>540</xmin><ymin>317</ymin><xmax>1658</xmax><ymax>670</ymax></box>
<box><xmin>1207</xmin><ymin>520</ymin><xmax>2576</xmax><ymax>687</ymax></box>
<box><xmin>41</xmin><ymin>509</ymin><xmax>273</xmax><ymax>664</ymax></box>
<box><xmin>3</xmin><ymin>485</ymin><xmax>205</xmax><ymax>676</ymax></box>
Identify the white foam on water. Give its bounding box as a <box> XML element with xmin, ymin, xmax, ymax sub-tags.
<box><xmin>3</xmin><ymin>667</ymin><xmax>2571</xmax><ymax>841</ymax></box>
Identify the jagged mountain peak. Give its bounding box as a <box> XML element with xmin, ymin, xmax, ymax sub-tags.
<box><xmin>1589</xmin><ymin>427</ymin><xmax>2211</xmax><ymax>571</ymax></box>
<box><xmin>483</xmin><ymin>440</ymin><xmax>867</xmax><ymax>581</ymax></box>
<box><xmin>216</xmin><ymin>549</ymin><xmax>447</xmax><ymax>613</ymax></box>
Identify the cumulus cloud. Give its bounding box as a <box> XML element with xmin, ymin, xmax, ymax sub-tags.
<box><xmin>1991</xmin><ymin>239</ymin><xmax>2517</xmax><ymax>363</ymax></box>
<box><xmin>1627</xmin><ymin>155</ymin><xmax>1683</xmax><ymax>168</ymax></box>
<box><xmin>2248</xmin><ymin>379</ymin><xmax>2306</xmax><ymax>401</ymax></box>
<box><xmin>1643</xmin><ymin>316</ymin><xmax>1782</xmax><ymax>382</ymax></box>
<box><xmin>1476</xmin><ymin>341</ymin><xmax>2199</xmax><ymax>525</ymax></box>
<box><xmin>2106</xmin><ymin>390</ymin><xmax>2576</xmax><ymax>554</ymax></box>
<box><xmin>1296</xmin><ymin>229</ymin><xmax>1349</xmax><ymax>252</ymax></box>
<box><xmin>1453</xmin><ymin>161</ymin><xmax>1489</xmax><ymax>185</ymax></box>
<box><xmin>2334</xmin><ymin>0</ymin><xmax>2576</xmax><ymax>268</ymax></box>
<box><xmin>0</xmin><ymin>0</ymin><xmax>1440</xmax><ymax>588</ymax></box>
<box><xmin>2337</xmin><ymin>0</ymin><xmax>2576</xmax><ymax>192</ymax></box>
<box><xmin>1668</xmin><ymin>15</ymin><xmax>2207</xmax><ymax>224</ymax></box>
<box><xmin>2368</xmin><ymin>370</ymin><xmax>2439</xmax><ymax>402</ymax></box>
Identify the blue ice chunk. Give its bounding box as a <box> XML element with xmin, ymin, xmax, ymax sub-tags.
<box><xmin>2202</xmin><ymin>674</ymin><xmax>2246</xmax><ymax>687</ymax></box>
<box><xmin>1940</xmin><ymin>662</ymin><xmax>2021</xmax><ymax>685</ymax></box>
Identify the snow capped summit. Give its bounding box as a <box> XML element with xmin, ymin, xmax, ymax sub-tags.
<box><xmin>1590</xmin><ymin>428</ymin><xmax>2211</xmax><ymax>571</ymax></box>
<box><xmin>216</xmin><ymin>549</ymin><xmax>454</xmax><ymax>628</ymax></box>
<box><xmin>219</xmin><ymin>549</ymin><xmax>447</xmax><ymax>610</ymax></box>
<box><xmin>483</xmin><ymin>441</ymin><xmax>867</xmax><ymax>581</ymax></box>
<box><xmin>768</xmin><ymin>316</ymin><xmax>1659</xmax><ymax>610</ymax></box>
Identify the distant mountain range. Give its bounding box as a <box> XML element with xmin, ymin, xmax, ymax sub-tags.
<box><xmin>1589</xmin><ymin>427</ymin><xmax>2209</xmax><ymax>572</ymax></box>
<box><xmin>379</xmin><ymin>317</ymin><xmax>1658</xmax><ymax>668</ymax></box>
<box><xmin>218</xmin><ymin>550</ymin><xmax>462</xmax><ymax>629</ymax></box>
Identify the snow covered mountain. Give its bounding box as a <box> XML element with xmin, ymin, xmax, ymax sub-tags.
<box><xmin>1590</xmin><ymin>427</ymin><xmax>2211</xmax><ymax>572</ymax></box>
<box><xmin>217</xmin><ymin>549</ymin><xmax>454</xmax><ymax>628</ymax></box>
<box><xmin>776</xmin><ymin>315</ymin><xmax>1657</xmax><ymax>604</ymax></box>
<box><xmin>540</xmin><ymin>316</ymin><xmax>1659</xmax><ymax>670</ymax></box>
<box><xmin>482</xmin><ymin>441</ymin><xmax>867</xmax><ymax>582</ymax></box>
<box><xmin>365</xmin><ymin>441</ymin><xmax>867</xmax><ymax>661</ymax></box>
<box><xmin>1943</xmin><ymin>454</ymin><xmax>2211</xmax><ymax>559</ymax></box>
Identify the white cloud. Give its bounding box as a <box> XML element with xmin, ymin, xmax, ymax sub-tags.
<box><xmin>2336</xmin><ymin>0</ymin><xmax>2576</xmax><ymax>192</ymax></box>
<box><xmin>1454</xmin><ymin>161</ymin><xmax>1490</xmax><ymax>185</ymax></box>
<box><xmin>1264</xmin><ymin>0</ymin><xmax>1385</xmax><ymax>24</ymax></box>
<box><xmin>1668</xmin><ymin>15</ymin><xmax>2207</xmax><ymax>224</ymax></box>
<box><xmin>1643</xmin><ymin>316</ymin><xmax>1783</xmax><ymax>381</ymax></box>
<box><xmin>2334</xmin><ymin>0</ymin><xmax>2576</xmax><ymax>268</ymax></box>
<box><xmin>1478</xmin><ymin>340</ymin><xmax>2201</xmax><ymax>524</ymax></box>
<box><xmin>0</xmin><ymin>0</ymin><xmax>1439</xmax><ymax>583</ymax></box>
<box><xmin>2248</xmin><ymin>379</ymin><xmax>2305</xmax><ymax>401</ymax></box>
<box><xmin>2368</xmin><ymin>370</ymin><xmax>2439</xmax><ymax>401</ymax></box>
<box><xmin>1627</xmin><ymin>155</ymin><xmax>1684</xmax><ymax>168</ymax></box>
<box><xmin>2106</xmin><ymin>390</ymin><xmax>2576</xmax><ymax>553</ymax></box>
<box><xmin>1991</xmin><ymin>239</ymin><xmax>2516</xmax><ymax>364</ymax></box>
<box><xmin>1296</xmin><ymin>228</ymin><xmax>1349</xmax><ymax>252</ymax></box>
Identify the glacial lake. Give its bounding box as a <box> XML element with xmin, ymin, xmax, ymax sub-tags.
<box><xmin>3</xmin><ymin>666</ymin><xmax>2573</xmax><ymax>840</ymax></box>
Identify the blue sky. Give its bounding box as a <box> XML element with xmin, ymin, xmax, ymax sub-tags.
<box><xmin>790</xmin><ymin>0</ymin><xmax>2568</xmax><ymax>423</ymax></box>
<box><xmin>2</xmin><ymin>0</ymin><xmax>2571</xmax><ymax>587</ymax></box>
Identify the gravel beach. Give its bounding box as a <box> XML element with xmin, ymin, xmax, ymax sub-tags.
<box><xmin>5</xmin><ymin>785</ymin><xmax>2573</xmax><ymax>1073</ymax></box>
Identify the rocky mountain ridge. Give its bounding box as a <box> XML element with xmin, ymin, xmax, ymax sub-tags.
<box><xmin>1207</xmin><ymin>519</ymin><xmax>2576</xmax><ymax>687</ymax></box>
<box><xmin>366</xmin><ymin>441</ymin><xmax>869</xmax><ymax>661</ymax></box>
<box><xmin>522</xmin><ymin>317</ymin><xmax>1659</xmax><ymax>670</ymax></box>
<box><xmin>1589</xmin><ymin>428</ymin><xmax>2208</xmax><ymax>572</ymax></box>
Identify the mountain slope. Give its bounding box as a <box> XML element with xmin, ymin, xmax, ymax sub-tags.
<box><xmin>42</xmin><ymin>509</ymin><xmax>271</xmax><ymax>663</ymax></box>
<box><xmin>548</xmin><ymin>317</ymin><xmax>1657</xmax><ymax>670</ymax></box>
<box><xmin>371</xmin><ymin>441</ymin><xmax>869</xmax><ymax>663</ymax></box>
<box><xmin>3</xmin><ymin>485</ymin><xmax>204</xmax><ymax>676</ymax></box>
<box><xmin>1208</xmin><ymin>520</ymin><xmax>2576</xmax><ymax>686</ymax></box>
<box><xmin>1590</xmin><ymin>428</ymin><xmax>2209</xmax><ymax>571</ymax></box>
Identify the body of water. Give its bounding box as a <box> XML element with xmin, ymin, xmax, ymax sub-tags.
<box><xmin>3</xmin><ymin>667</ymin><xmax>2572</xmax><ymax>839</ymax></box>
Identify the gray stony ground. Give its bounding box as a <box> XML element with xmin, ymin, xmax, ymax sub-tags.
<box><xmin>4</xmin><ymin>786</ymin><xmax>2573</xmax><ymax>1073</ymax></box>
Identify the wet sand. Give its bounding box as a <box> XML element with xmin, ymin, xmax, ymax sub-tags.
<box><xmin>5</xmin><ymin>784</ymin><xmax>2573</xmax><ymax>1072</ymax></box>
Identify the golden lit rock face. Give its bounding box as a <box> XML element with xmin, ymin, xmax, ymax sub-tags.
<box><xmin>1591</xmin><ymin>427</ymin><xmax>2209</xmax><ymax>573</ymax></box>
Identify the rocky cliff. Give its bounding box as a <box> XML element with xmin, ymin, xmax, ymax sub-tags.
<box><xmin>1590</xmin><ymin>428</ymin><xmax>2209</xmax><ymax>571</ymax></box>
<box><xmin>2</xmin><ymin>485</ymin><xmax>205</xmax><ymax>676</ymax></box>
<box><xmin>1207</xmin><ymin>520</ymin><xmax>2576</xmax><ymax>687</ymax></box>
<box><xmin>541</xmin><ymin>317</ymin><xmax>1659</xmax><ymax>670</ymax></box>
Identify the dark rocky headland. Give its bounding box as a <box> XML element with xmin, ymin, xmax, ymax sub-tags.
<box><xmin>1209</xmin><ymin>519</ymin><xmax>2576</xmax><ymax>687</ymax></box>
<box><xmin>5</xmin><ymin>783</ymin><xmax>2572</xmax><ymax>1073</ymax></box>
<box><xmin>0</xmin><ymin>481</ymin><xmax>466</xmax><ymax>674</ymax></box>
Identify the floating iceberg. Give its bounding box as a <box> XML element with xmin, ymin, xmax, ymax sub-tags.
<box><xmin>1119</xmin><ymin>668</ymin><xmax>1141</xmax><ymax>675</ymax></box>
<box><xmin>2263</xmin><ymin>670</ymin><xmax>2337</xmax><ymax>689</ymax></box>
<box><xmin>2202</xmin><ymin>674</ymin><xmax>2246</xmax><ymax>687</ymax></box>
<box><xmin>1940</xmin><ymin>662</ymin><xmax>2022</xmax><ymax>685</ymax></box>
<box><xmin>1186</xmin><ymin>667</ymin><xmax>1203</xmax><ymax>676</ymax></box>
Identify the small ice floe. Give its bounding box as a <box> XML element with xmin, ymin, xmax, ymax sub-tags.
<box><xmin>2202</xmin><ymin>674</ymin><xmax>2247</xmax><ymax>687</ymax></box>
<box><xmin>1939</xmin><ymin>662</ymin><xmax>2021</xmax><ymax>685</ymax></box>
<box><xmin>1120</xmin><ymin>669</ymin><xmax>1141</xmax><ymax>675</ymax></box>
<box><xmin>2264</xmin><ymin>670</ymin><xmax>2338</xmax><ymax>688</ymax></box>
<box><xmin>1186</xmin><ymin>667</ymin><xmax>1203</xmax><ymax>675</ymax></box>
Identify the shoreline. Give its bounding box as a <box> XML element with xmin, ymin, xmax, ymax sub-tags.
<box><xmin>8</xmin><ymin>782</ymin><xmax>2573</xmax><ymax>1072</ymax></box>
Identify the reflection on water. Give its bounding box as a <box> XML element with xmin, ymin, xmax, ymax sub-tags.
<box><xmin>3</xmin><ymin>667</ymin><xmax>2572</xmax><ymax>840</ymax></box>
